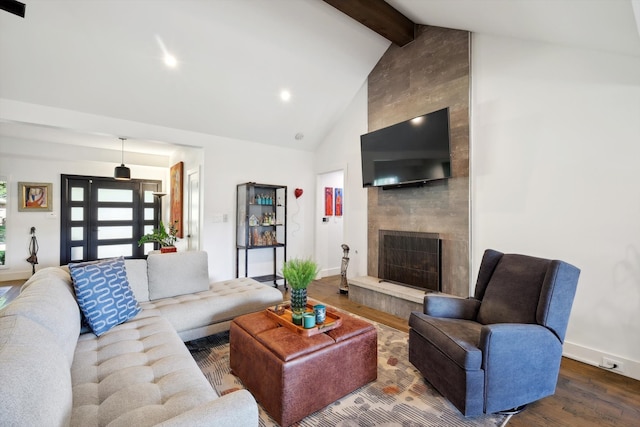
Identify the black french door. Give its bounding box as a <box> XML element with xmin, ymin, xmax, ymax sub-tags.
<box><xmin>60</xmin><ymin>175</ymin><xmax>161</xmax><ymax>264</ymax></box>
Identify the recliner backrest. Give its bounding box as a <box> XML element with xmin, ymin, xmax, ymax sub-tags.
<box><xmin>476</xmin><ymin>252</ymin><xmax>550</xmax><ymax>325</ymax></box>
<box><xmin>474</xmin><ymin>249</ymin><xmax>580</xmax><ymax>342</ymax></box>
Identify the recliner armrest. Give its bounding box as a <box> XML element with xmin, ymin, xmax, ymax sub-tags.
<box><xmin>479</xmin><ymin>323</ymin><xmax>561</xmax><ymax>357</ymax></box>
<box><xmin>423</xmin><ymin>294</ymin><xmax>481</xmax><ymax>320</ymax></box>
<box><xmin>479</xmin><ymin>323</ymin><xmax>563</xmax><ymax>413</ymax></box>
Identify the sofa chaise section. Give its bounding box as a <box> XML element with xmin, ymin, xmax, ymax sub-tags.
<box><xmin>125</xmin><ymin>251</ymin><xmax>284</xmax><ymax>341</ymax></box>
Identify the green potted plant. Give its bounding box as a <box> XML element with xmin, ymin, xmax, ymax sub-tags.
<box><xmin>138</xmin><ymin>221</ymin><xmax>179</xmax><ymax>253</ymax></box>
<box><xmin>281</xmin><ymin>258</ymin><xmax>319</xmax><ymax>314</ymax></box>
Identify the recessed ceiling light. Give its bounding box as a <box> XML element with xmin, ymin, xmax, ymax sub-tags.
<box><xmin>155</xmin><ymin>35</ymin><xmax>178</xmax><ymax>69</ymax></box>
<box><xmin>163</xmin><ymin>53</ymin><xmax>178</xmax><ymax>68</ymax></box>
<box><xmin>280</xmin><ymin>90</ymin><xmax>291</xmax><ymax>102</ymax></box>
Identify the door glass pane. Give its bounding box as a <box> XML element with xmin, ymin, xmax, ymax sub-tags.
<box><xmin>71</xmin><ymin>207</ymin><xmax>84</xmax><ymax>221</ymax></box>
<box><xmin>144</xmin><ymin>191</ymin><xmax>154</xmax><ymax>203</ymax></box>
<box><xmin>71</xmin><ymin>227</ymin><xmax>83</xmax><ymax>241</ymax></box>
<box><xmin>98</xmin><ymin>188</ymin><xmax>133</xmax><ymax>203</ymax></box>
<box><xmin>98</xmin><ymin>226</ymin><xmax>132</xmax><ymax>240</ymax></box>
<box><xmin>71</xmin><ymin>187</ymin><xmax>84</xmax><ymax>202</ymax></box>
<box><xmin>98</xmin><ymin>207</ymin><xmax>132</xmax><ymax>221</ymax></box>
<box><xmin>98</xmin><ymin>244</ymin><xmax>132</xmax><ymax>259</ymax></box>
<box><xmin>144</xmin><ymin>208</ymin><xmax>154</xmax><ymax>220</ymax></box>
<box><xmin>143</xmin><ymin>242</ymin><xmax>154</xmax><ymax>255</ymax></box>
<box><xmin>144</xmin><ymin>225</ymin><xmax>154</xmax><ymax>234</ymax></box>
<box><xmin>70</xmin><ymin>246</ymin><xmax>83</xmax><ymax>261</ymax></box>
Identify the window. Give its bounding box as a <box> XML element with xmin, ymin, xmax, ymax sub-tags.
<box><xmin>60</xmin><ymin>175</ymin><xmax>161</xmax><ymax>264</ymax></box>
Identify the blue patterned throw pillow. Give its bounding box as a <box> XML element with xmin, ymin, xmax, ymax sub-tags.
<box><xmin>69</xmin><ymin>257</ymin><xmax>141</xmax><ymax>336</ymax></box>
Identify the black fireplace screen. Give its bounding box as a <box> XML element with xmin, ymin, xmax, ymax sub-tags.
<box><xmin>378</xmin><ymin>230</ymin><xmax>440</xmax><ymax>292</ymax></box>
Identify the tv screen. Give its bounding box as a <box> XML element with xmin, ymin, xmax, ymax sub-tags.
<box><xmin>361</xmin><ymin>108</ymin><xmax>451</xmax><ymax>188</ymax></box>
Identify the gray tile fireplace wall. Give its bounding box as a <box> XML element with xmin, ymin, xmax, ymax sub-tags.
<box><xmin>367</xmin><ymin>25</ymin><xmax>470</xmax><ymax>297</ymax></box>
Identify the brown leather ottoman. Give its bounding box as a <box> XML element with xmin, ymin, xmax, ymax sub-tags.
<box><xmin>230</xmin><ymin>309</ymin><xmax>377</xmax><ymax>426</ymax></box>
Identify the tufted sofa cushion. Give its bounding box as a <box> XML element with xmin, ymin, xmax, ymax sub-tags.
<box><xmin>71</xmin><ymin>313</ymin><xmax>218</xmax><ymax>427</ymax></box>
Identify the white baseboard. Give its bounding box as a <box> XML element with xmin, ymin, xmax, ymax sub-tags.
<box><xmin>319</xmin><ymin>267</ymin><xmax>340</xmax><ymax>278</ymax></box>
<box><xmin>563</xmin><ymin>341</ymin><xmax>640</xmax><ymax>381</ymax></box>
<box><xmin>0</xmin><ymin>269</ymin><xmax>31</xmax><ymax>282</ymax></box>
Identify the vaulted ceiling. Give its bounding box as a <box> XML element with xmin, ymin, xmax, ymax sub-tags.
<box><xmin>1</xmin><ymin>0</ymin><xmax>639</xmax><ymax>156</ymax></box>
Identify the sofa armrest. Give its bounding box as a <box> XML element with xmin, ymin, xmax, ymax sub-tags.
<box><xmin>423</xmin><ymin>294</ymin><xmax>480</xmax><ymax>320</ymax></box>
<box><xmin>157</xmin><ymin>389</ymin><xmax>258</xmax><ymax>427</ymax></box>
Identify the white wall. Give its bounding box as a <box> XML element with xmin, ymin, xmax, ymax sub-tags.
<box><xmin>471</xmin><ymin>34</ymin><xmax>640</xmax><ymax>379</ymax></box>
<box><xmin>199</xmin><ymin>136</ymin><xmax>315</xmax><ymax>282</ymax></box>
<box><xmin>314</xmin><ymin>83</ymin><xmax>369</xmax><ymax>279</ymax></box>
<box><xmin>0</xmin><ymin>139</ymin><xmax>167</xmax><ymax>280</ymax></box>
<box><xmin>0</xmin><ymin>110</ymin><xmax>316</xmax><ymax>284</ymax></box>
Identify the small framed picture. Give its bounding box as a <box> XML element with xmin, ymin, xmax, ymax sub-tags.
<box><xmin>325</xmin><ymin>187</ymin><xmax>333</xmax><ymax>216</ymax></box>
<box><xmin>18</xmin><ymin>182</ymin><xmax>53</xmax><ymax>212</ymax></box>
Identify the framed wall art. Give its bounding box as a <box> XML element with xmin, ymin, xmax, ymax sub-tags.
<box><xmin>170</xmin><ymin>162</ymin><xmax>184</xmax><ymax>238</ymax></box>
<box><xmin>324</xmin><ymin>187</ymin><xmax>333</xmax><ymax>216</ymax></box>
<box><xmin>18</xmin><ymin>182</ymin><xmax>52</xmax><ymax>212</ymax></box>
<box><xmin>335</xmin><ymin>187</ymin><xmax>343</xmax><ymax>216</ymax></box>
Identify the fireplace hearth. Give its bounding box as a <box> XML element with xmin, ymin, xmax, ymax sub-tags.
<box><xmin>378</xmin><ymin>230</ymin><xmax>441</xmax><ymax>292</ymax></box>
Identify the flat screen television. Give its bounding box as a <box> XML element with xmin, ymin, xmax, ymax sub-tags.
<box><xmin>361</xmin><ymin>107</ymin><xmax>451</xmax><ymax>189</ymax></box>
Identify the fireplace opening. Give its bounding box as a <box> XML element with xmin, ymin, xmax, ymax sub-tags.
<box><xmin>378</xmin><ymin>230</ymin><xmax>441</xmax><ymax>292</ymax></box>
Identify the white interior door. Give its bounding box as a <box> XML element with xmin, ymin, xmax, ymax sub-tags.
<box><xmin>315</xmin><ymin>170</ymin><xmax>344</xmax><ymax>277</ymax></box>
<box><xmin>187</xmin><ymin>168</ymin><xmax>200</xmax><ymax>251</ymax></box>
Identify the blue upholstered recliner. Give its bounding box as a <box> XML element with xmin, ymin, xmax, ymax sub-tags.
<box><xmin>408</xmin><ymin>249</ymin><xmax>580</xmax><ymax>416</ymax></box>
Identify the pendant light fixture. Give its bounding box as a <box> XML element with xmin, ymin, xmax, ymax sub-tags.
<box><xmin>114</xmin><ymin>137</ymin><xmax>131</xmax><ymax>180</ymax></box>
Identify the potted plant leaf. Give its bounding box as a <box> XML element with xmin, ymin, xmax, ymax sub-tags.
<box><xmin>281</xmin><ymin>258</ymin><xmax>319</xmax><ymax>314</ymax></box>
<box><xmin>138</xmin><ymin>220</ymin><xmax>179</xmax><ymax>253</ymax></box>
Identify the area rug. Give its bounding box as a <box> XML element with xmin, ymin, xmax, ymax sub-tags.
<box><xmin>187</xmin><ymin>319</ymin><xmax>510</xmax><ymax>427</ymax></box>
<box><xmin>0</xmin><ymin>287</ymin><xmax>11</xmax><ymax>309</ymax></box>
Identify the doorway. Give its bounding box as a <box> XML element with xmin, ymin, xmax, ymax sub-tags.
<box><xmin>186</xmin><ymin>168</ymin><xmax>201</xmax><ymax>251</ymax></box>
<box><xmin>315</xmin><ymin>170</ymin><xmax>344</xmax><ymax>278</ymax></box>
<box><xmin>59</xmin><ymin>175</ymin><xmax>161</xmax><ymax>264</ymax></box>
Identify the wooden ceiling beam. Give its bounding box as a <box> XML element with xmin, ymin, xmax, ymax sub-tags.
<box><xmin>0</xmin><ymin>0</ymin><xmax>26</xmax><ymax>18</ymax></box>
<box><xmin>323</xmin><ymin>0</ymin><xmax>415</xmax><ymax>46</ymax></box>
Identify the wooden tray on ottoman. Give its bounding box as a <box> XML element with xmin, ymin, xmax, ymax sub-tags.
<box><xmin>265</xmin><ymin>303</ymin><xmax>342</xmax><ymax>337</ymax></box>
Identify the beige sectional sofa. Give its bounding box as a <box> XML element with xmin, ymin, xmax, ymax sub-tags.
<box><xmin>0</xmin><ymin>251</ymin><xmax>283</xmax><ymax>426</ymax></box>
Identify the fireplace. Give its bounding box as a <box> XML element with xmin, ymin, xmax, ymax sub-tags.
<box><xmin>378</xmin><ymin>230</ymin><xmax>441</xmax><ymax>292</ymax></box>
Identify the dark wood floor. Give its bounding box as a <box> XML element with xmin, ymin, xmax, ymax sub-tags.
<box><xmin>303</xmin><ymin>276</ymin><xmax>640</xmax><ymax>427</ymax></box>
<box><xmin>0</xmin><ymin>282</ymin><xmax>22</xmax><ymax>310</ymax></box>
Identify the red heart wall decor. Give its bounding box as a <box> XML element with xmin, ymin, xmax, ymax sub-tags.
<box><xmin>294</xmin><ymin>188</ymin><xmax>303</xmax><ymax>199</ymax></box>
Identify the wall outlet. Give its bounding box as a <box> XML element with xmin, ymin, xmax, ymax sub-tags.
<box><xmin>601</xmin><ymin>357</ymin><xmax>624</xmax><ymax>372</ymax></box>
